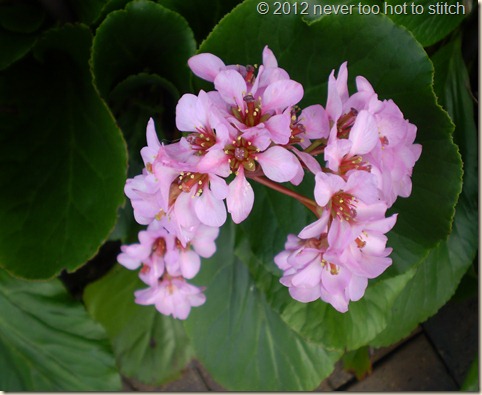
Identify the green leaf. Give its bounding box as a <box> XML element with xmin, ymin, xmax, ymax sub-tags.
<box><xmin>156</xmin><ymin>0</ymin><xmax>243</xmax><ymax>43</ymax></box>
<box><xmin>369</xmin><ymin>36</ymin><xmax>477</xmax><ymax>347</ymax></box>
<box><xmin>0</xmin><ymin>28</ymin><xmax>38</xmax><ymax>70</ymax></box>
<box><xmin>382</xmin><ymin>0</ymin><xmax>469</xmax><ymax>47</ymax></box>
<box><xmin>84</xmin><ymin>265</ymin><xmax>194</xmax><ymax>386</ymax></box>
<box><xmin>0</xmin><ymin>1</ymin><xmax>48</xmax><ymax>70</ymax></box>
<box><xmin>0</xmin><ymin>25</ymin><xmax>127</xmax><ymax>279</ymax></box>
<box><xmin>197</xmin><ymin>0</ymin><xmax>461</xmax><ymax>277</ymax></box>
<box><xmin>184</xmin><ymin>222</ymin><xmax>342</xmax><ymax>391</ymax></box>
<box><xmin>461</xmin><ymin>355</ymin><xmax>478</xmax><ymax>391</ymax></box>
<box><xmin>237</xmin><ymin>214</ymin><xmax>416</xmax><ymax>350</ymax></box>
<box><xmin>195</xmin><ymin>0</ymin><xmax>461</xmax><ymax>350</ymax></box>
<box><xmin>342</xmin><ymin>346</ymin><xmax>372</xmax><ymax>380</ymax></box>
<box><xmin>91</xmin><ymin>0</ymin><xmax>196</xmax><ymax>100</ymax></box>
<box><xmin>66</xmin><ymin>0</ymin><xmax>109</xmax><ymax>24</ymax></box>
<box><xmin>0</xmin><ymin>269</ymin><xmax>121</xmax><ymax>391</ymax></box>
<box><xmin>0</xmin><ymin>1</ymin><xmax>46</xmax><ymax>33</ymax></box>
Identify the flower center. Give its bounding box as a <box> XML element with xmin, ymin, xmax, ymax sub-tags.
<box><xmin>176</xmin><ymin>172</ymin><xmax>209</xmax><ymax>195</ymax></box>
<box><xmin>338</xmin><ymin>155</ymin><xmax>372</xmax><ymax>175</ymax></box>
<box><xmin>224</xmin><ymin>136</ymin><xmax>260</xmax><ymax>174</ymax></box>
<box><xmin>331</xmin><ymin>191</ymin><xmax>357</xmax><ymax>222</ymax></box>
<box><xmin>231</xmin><ymin>94</ymin><xmax>271</xmax><ymax>127</ymax></box>
<box><xmin>168</xmin><ymin>172</ymin><xmax>209</xmax><ymax>205</ymax></box>
<box><xmin>152</xmin><ymin>237</ymin><xmax>167</xmax><ymax>256</ymax></box>
<box><xmin>186</xmin><ymin>128</ymin><xmax>216</xmax><ymax>155</ymax></box>
<box><xmin>288</xmin><ymin>106</ymin><xmax>306</xmax><ymax>145</ymax></box>
<box><xmin>337</xmin><ymin>108</ymin><xmax>358</xmax><ymax>139</ymax></box>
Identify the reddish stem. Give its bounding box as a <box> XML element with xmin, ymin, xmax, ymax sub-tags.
<box><xmin>249</xmin><ymin>175</ymin><xmax>319</xmax><ymax>217</ymax></box>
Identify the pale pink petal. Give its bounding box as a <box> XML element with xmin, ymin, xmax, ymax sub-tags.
<box><xmin>188</xmin><ymin>53</ymin><xmax>225</xmax><ymax>82</ymax></box>
<box><xmin>226</xmin><ymin>169</ymin><xmax>254</xmax><ymax>224</ymax></box>
<box><xmin>327</xmin><ymin>219</ymin><xmax>356</xmax><ymax>251</ymax></box>
<box><xmin>262</xmin><ymin>45</ymin><xmax>278</xmax><ymax>68</ymax></box>
<box><xmin>191</xmin><ymin>224</ymin><xmax>219</xmax><ymax>258</ymax></box>
<box><xmin>208</xmin><ymin>174</ymin><xmax>228</xmax><ymax>200</ymax></box>
<box><xmin>326</xmin><ymin>64</ymin><xmax>348</xmax><ymax>121</ymax></box>
<box><xmin>314</xmin><ymin>172</ymin><xmax>345</xmax><ymax>207</ymax></box>
<box><xmin>324</xmin><ymin>138</ymin><xmax>352</xmax><ymax>172</ymax></box>
<box><xmin>264</xmin><ymin>113</ymin><xmax>292</xmax><ymax>144</ymax></box>
<box><xmin>345</xmin><ymin>171</ymin><xmax>379</xmax><ymax>204</ymax></box>
<box><xmin>194</xmin><ymin>188</ymin><xmax>227</xmax><ymax>227</ymax></box>
<box><xmin>291</xmin><ymin>261</ymin><xmax>323</xmax><ymax>288</ymax></box>
<box><xmin>257</xmin><ymin>146</ymin><xmax>300</xmax><ymax>183</ymax></box>
<box><xmin>355</xmin><ymin>76</ymin><xmax>375</xmax><ymax>94</ymax></box>
<box><xmin>134</xmin><ymin>287</ymin><xmax>158</xmax><ymax>305</ymax></box>
<box><xmin>274</xmin><ymin>250</ymin><xmax>290</xmax><ymax>270</ymax></box>
<box><xmin>197</xmin><ymin>149</ymin><xmax>230</xmax><ymax>176</ymax></box>
<box><xmin>298</xmin><ymin>212</ymin><xmax>329</xmax><ymax>239</ymax></box>
<box><xmin>176</xmin><ymin>93</ymin><xmax>206</xmax><ymax>131</ymax></box>
<box><xmin>262</xmin><ymin>80</ymin><xmax>303</xmax><ymax>112</ymax></box>
<box><xmin>347</xmin><ymin>275</ymin><xmax>368</xmax><ymax>301</ymax></box>
<box><xmin>289</xmin><ymin>285</ymin><xmax>321</xmax><ymax>303</ymax></box>
<box><xmin>321</xmin><ymin>267</ymin><xmax>351</xmax><ymax>301</ymax></box>
<box><xmin>179</xmin><ymin>250</ymin><xmax>201</xmax><ymax>279</ymax></box>
<box><xmin>214</xmin><ymin>70</ymin><xmax>246</xmax><ymax>108</ymax></box>
<box><xmin>348</xmin><ymin>110</ymin><xmax>378</xmax><ymax>155</ymax></box>
<box><xmin>174</xmin><ymin>192</ymin><xmax>198</xmax><ymax>228</ymax></box>
<box><xmin>292</xmin><ymin>147</ymin><xmax>322</xmax><ymax>175</ymax></box>
<box><xmin>288</xmin><ymin>248</ymin><xmax>320</xmax><ymax>268</ymax></box>
<box><xmin>300</xmin><ymin>104</ymin><xmax>330</xmax><ymax>139</ymax></box>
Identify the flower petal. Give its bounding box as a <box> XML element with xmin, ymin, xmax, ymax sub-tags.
<box><xmin>262</xmin><ymin>79</ymin><xmax>303</xmax><ymax>112</ymax></box>
<box><xmin>257</xmin><ymin>146</ymin><xmax>300</xmax><ymax>183</ymax></box>
<box><xmin>348</xmin><ymin>110</ymin><xmax>378</xmax><ymax>155</ymax></box>
<box><xmin>226</xmin><ymin>169</ymin><xmax>254</xmax><ymax>224</ymax></box>
<box><xmin>214</xmin><ymin>69</ymin><xmax>246</xmax><ymax>108</ymax></box>
<box><xmin>188</xmin><ymin>53</ymin><xmax>225</xmax><ymax>82</ymax></box>
<box><xmin>194</xmin><ymin>188</ymin><xmax>227</xmax><ymax>227</ymax></box>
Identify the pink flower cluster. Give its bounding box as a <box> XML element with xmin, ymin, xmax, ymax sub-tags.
<box><xmin>275</xmin><ymin>63</ymin><xmax>421</xmax><ymax>312</ymax></box>
<box><xmin>118</xmin><ymin>47</ymin><xmax>421</xmax><ymax>318</ymax></box>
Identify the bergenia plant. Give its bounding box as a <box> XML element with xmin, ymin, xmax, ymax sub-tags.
<box><xmin>0</xmin><ymin>0</ymin><xmax>475</xmax><ymax>391</ymax></box>
<box><xmin>119</xmin><ymin>47</ymin><xmax>422</xmax><ymax>317</ymax></box>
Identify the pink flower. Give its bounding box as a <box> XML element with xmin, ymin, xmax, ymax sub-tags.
<box><xmin>275</xmin><ymin>234</ymin><xmax>368</xmax><ymax>313</ymax></box>
<box><xmin>135</xmin><ymin>276</ymin><xmax>206</xmax><ymax>320</ymax></box>
<box><xmin>200</xmin><ymin>131</ymin><xmax>302</xmax><ymax>223</ymax></box>
<box><xmin>299</xmin><ymin>171</ymin><xmax>379</xmax><ymax>245</ymax></box>
<box><xmin>188</xmin><ymin>45</ymin><xmax>290</xmax><ymax>90</ymax></box>
<box><xmin>363</xmin><ymin>99</ymin><xmax>422</xmax><ymax>206</ymax></box>
<box><xmin>213</xmin><ymin>69</ymin><xmax>303</xmax><ymax>144</ymax></box>
<box><xmin>322</xmin><ymin>63</ymin><xmax>421</xmax><ymax>207</ymax></box>
<box><xmin>118</xmin><ymin>215</ymin><xmax>218</xmax><ymax>319</ymax></box>
<box><xmin>124</xmin><ymin>172</ymin><xmax>165</xmax><ymax>225</ymax></box>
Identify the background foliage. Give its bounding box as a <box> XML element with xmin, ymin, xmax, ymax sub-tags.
<box><xmin>0</xmin><ymin>0</ymin><xmax>477</xmax><ymax>390</ymax></box>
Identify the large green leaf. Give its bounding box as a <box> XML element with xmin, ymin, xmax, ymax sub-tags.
<box><xmin>369</xmin><ymin>36</ymin><xmax>478</xmax><ymax>347</ymax></box>
<box><xmin>0</xmin><ymin>269</ymin><xmax>121</xmax><ymax>391</ymax></box>
<box><xmin>84</xmin><ymin>265</ymin><xmax>194</xmax><ymax>386</ymax></box>
<box><xmin>0</xmin><ymin>25</ymin><xmax>127</xmax><ymax>279</ymax></box>
<box><xmin>184</xmin><ymin>222</ymin><xmax>342</xmax><ymax>391</ymax></box>
<box><xmin>91</xmin><ymin>0</ymin><xmax>196</xmax><ymax>100</ymax></box>
<box><xmin>196</xmin><ymin>0</ymin><xmax>461</xmax><ymax>276</ymax></box>
<box><xmin>193</xmin><ymin>0</ymin><xmax>461</xmax><ymax>350</ymax></box>
<box><xmin>383</xmin><ymin>0</ymin><xmax>470</xmax><ymax>47</ymax></box>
